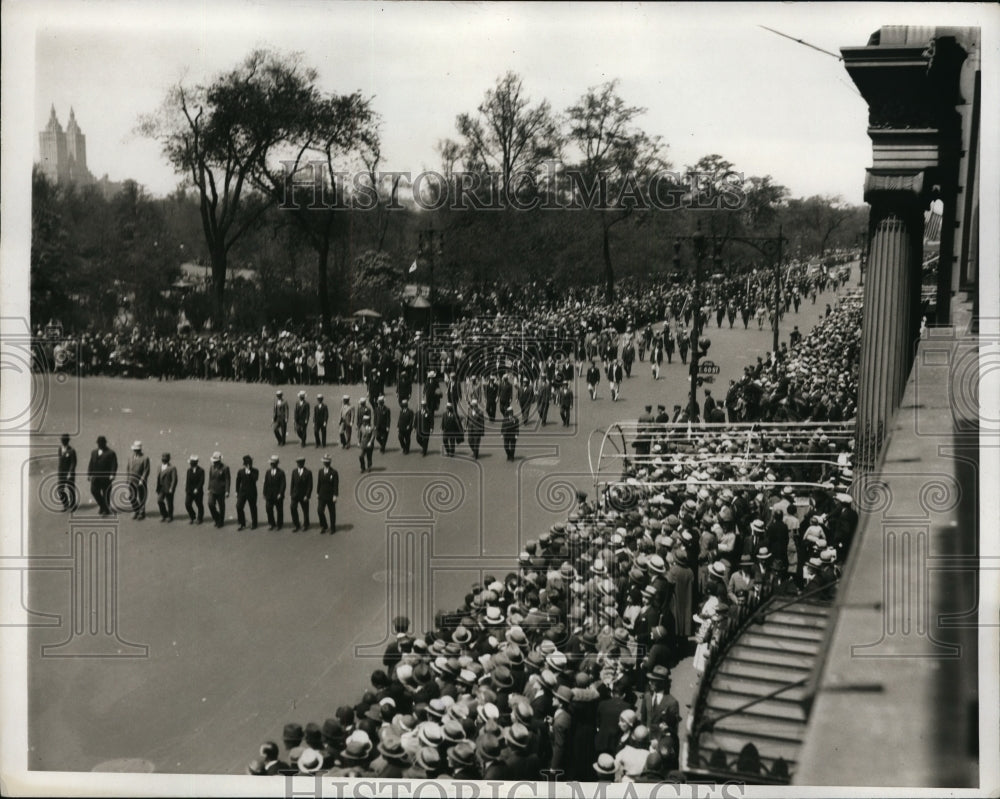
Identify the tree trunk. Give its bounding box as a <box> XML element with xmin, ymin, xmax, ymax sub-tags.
<box><xmin>317</xmin><ymin>237</ymin><xmax>331</xmax><ymax>337</ymax></box>
<box><xmin>210</xmin><ymin>246</ymin><xmax>227</xmax><ymax>329</ymax></box>
<box><xmin>602</xmin><ymin>222</ymin><xmax>616</xmax><ymax>303</ymax></box>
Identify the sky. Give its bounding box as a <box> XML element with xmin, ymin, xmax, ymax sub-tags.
<box><xmin>8</xmin><ymin>1</ymin><xmax>996</xmax><ymax>206</ymax></box>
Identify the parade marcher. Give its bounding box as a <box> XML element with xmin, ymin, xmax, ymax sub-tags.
<box><xmin>374</xmin><ymin>396</ymin><xmax>391</xmax><ymax>454</ymax></box>
<box><xmin>441</xmin><ymin>402</ymin><xmax>464</xmax><ymax>457</ymax></box>
<box><xmin>664</xmin><ymin>328</ymin><xmax>675</xmax><ymax>364</ymax></box>
<box><xmin>155</xmin><ymin>452</ymin><xmax>177</xmax><ymax>522</ymax></box>
<box><xmin>358</xmin><ymin>415</ymin><xmax>376</xmax><ymax>472</ymax></box>
<box><xmin>316</xmin><ymin>454</ymin><xmax>339</xmax><ymax>534</ymax></box>
<box><xmin>559</xmin><ymin>383</ymin><xmax>573</xmax><ymax>427</ymax></box>
<box><xmin>485</xmin><ymin>375</ymin><xmax>500</xmax><ymax>421</ymax></box>
<box><xmin>416</xmin><ymin>399</ymin><xmax>434</xmax><ymax>457</ymax></box>
<box><xmin>184</xmin><ymin>454</ymin><xmax>204</xmax><ymax>524</ymax></box>
<box><xmin>263</xmin><ymin>455</ymin><xmax>286</xmax><ymax>530</ymax></box>
<box><xmin>207</xmin><ymin>451</ymin><xmax>231</xmax><ymax>528</ymax></box>
<box><xmin>290</xmin><ymin>456</ymin><xmax>313</xmax><ymax>531</ymax></box>
<box><xmin>518</xmin><ymin>378</ymin><xmax>534</xmax><ymax>426</ymax></box>
<box><xmin>273</xmin><ymin>390</ymin><xmax>289</xmax><ymax>446</ymax></box>
<box><xmin>57</xmin><ymin>433</ymin><xmax>78</xmax><ymax>511</ymax></box>
<box><xmin>127</xmin><ymin>441</ymin><xmax>151</xmax><ymax>520</ymax></box>
<box><xmin>501</xmin><ymin>406</ymin><xmax>519</xmax><ymax>461</ymax></box>
<box><xmin>235</xmin><ymin>455</ymin><xmax>259</xmax><ymax>530</ymax></box>
<box><xmin>466</xmin><ymin>398</ymin><xmax>485</xmax><ymax>459</ymax></box>
<box><xmin>339</xmin><ymin>395</ymin><xmax>355</xmax><ymax>449</ymax></box>
<box><xmin>536</xmin><ymin>376</ymin><xmax>551</xmax><ymax>425</ymax></box>
<box><xmin>586</xmin><ymin>361</ymin><xmax>601</xmax><ymax>400</ymax></box>
<box><xmin>294</xmin><ymin>391</ymin><xmax>311</xmax><ymax>447</ymax></box>
<box><xmin>397</xmin><ymin>399</ymin><xmax>415</xmax><ymax>454</ymax></box>
<box><xmin>313</xmin><ymin>394</ymin><xmax>329</xmax><ymax>448</ymax></box>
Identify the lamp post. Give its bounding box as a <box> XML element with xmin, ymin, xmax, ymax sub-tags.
<box><xmin>417</xmin><ymin>229</ymin><xmax>443</xmax><ymax>336</ymax></box>
<box><xmin>688</xmin><ymin>226</ymin><xmax>708</xmax><ymax>421</ymax></box>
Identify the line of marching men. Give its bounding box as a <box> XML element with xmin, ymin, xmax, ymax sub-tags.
<box><xmin>56</xmin><ymin>436</ymin><xmax>342</xmax><ymax>534</ymax></box>
<box><xmin>270</xmin><ymin>386</ymin><xmax>539</xmax><ymax>465</ymax></box>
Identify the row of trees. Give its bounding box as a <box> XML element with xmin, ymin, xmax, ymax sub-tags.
<box><xmin>31</xmin><ymin>50</ymin><xmax>866</xmax><ymax>333</ymax></box>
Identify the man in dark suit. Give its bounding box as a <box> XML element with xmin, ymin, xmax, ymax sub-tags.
<box><xmin>184</xmin><ymin>455</ymin><xmax>205</xmax><ymax>524</ymax></box>
<box><xmin>559</xmin><ymin>385</ymin><xmax>574</xmax><ymax>427</ymax></box>
<box><xmin>440</xmin><ymin>402</ymin><xmax>463</xmax><ymax>457</ymax></box>
<box><xmin>637</xmin><ymin>665</ymin><xmax>680</xmax><ymax>751</ymax></box>
<box><xmin>374</xmin><ymin>396</ymin><xmax>391</xmax><ymax>454</ymax></box>
<box><xmin>273</xmin><ymin>390</ymin><xmax>289</xmax><ymax>446</ymax></box>
<box><xmin>501</xmin><ymin>406</ymin><xmax>519</xmax><ymax>461</ymax></box>
<box><xmin>235</xmin><ymin>455</ymin><xmax>260</xmax><ymax>530</ymax></box>
<box><xmin>290</xmin><ymin>456</ymin><xmax>313</xmax><ymax>532</ymax></box>
<box><xmin>207</xmin><ymin>451</ymin><xmax>231</xmax><ymax>528</ymax></box>
<box><xmin>155</xmin><ymin>452</ymin><xmax>178</xmax><ymax>522</ymax></box>
<box><xmin>57</xmin><ymin>433</ymin><xmax>78</xmax><ymax>511</ymax></box>
<box><xmin>294</xmin><ymin>391</ymin><xmax>311</xmax><ymax>447</ymax></box>
<box><xmin>87</xmin><ymin>435</ymin><xmax>117</xmax><ymax>516</ymax></box>
<box><xmin>263</xmin><ymin>455</ymin><xmax>286</xmax><ymax>530</ymax></box>
<box><xmin>313</xmin><ymin>394</ymin><xmax>329</xmax><ymax>448</ymax></box>
<box><xmin>397</xmin><ymin>399</ymin><xmax>414</xmax><ymax>454</ymax></box>
<box><xmin>466</xmin><ymin>398</ymin><xmax>485</xmax><ymax>459</ymax></box>
<box><xmin>316</xmin><ymin>454</ymin><xmax>339</xmax><ymax>534</ymax></box>
<box><xmin>416</xmin><ymin>399</ymin><xmax>433</xmax><ymax>457</ymax></box>
<box><xmin>485</xmin><ymin>375</ymin><xmax>499</xmax><ymax>421</ymax></box>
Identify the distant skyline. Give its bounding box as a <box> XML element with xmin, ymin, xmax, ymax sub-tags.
<box><xmin>17</xmin><ymin>2</ymin><xmax>994</xmax><ymax>207</ymax></box>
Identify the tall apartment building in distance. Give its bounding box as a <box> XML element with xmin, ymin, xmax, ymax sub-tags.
<box><xmin>39</xmin><ymin>105</ymin><xmax>94</xmax><ymax>185</ymax></box>
<box><xmin>38</xmin><ymin>105</ymin><xmax>124</xmax><ymax>197</ymax></box>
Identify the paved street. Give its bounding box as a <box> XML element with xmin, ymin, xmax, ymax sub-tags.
<box><xmin>26</xmin><ymin>271</ymin><xmax>854</xmax><ymax>774</ymax></box>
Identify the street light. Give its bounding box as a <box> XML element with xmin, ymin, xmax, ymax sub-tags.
<box><xmin>417</xmin><ymin>229</ymin><xmax>443</xmax><ymax>336</ymax></box>
<box><xmin>689</xmin><ymin>225</ymin><xmax>707</xmax><ymax>421</ymax></box>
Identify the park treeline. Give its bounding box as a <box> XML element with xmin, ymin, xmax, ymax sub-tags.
<box><xmin>31</xmin><ymin>51</ymin><xmax>865</xmax><ymax>335</ymax></box>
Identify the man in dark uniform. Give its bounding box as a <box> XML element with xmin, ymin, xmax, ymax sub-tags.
<box><xmin>677</xmin><ymin>329</ymin><xmax>689</xmax><ymax>365</ymax></box>
<box><xmin>536</xmin><ymin>376</ymin><xmax>551</xmax><ymax>424</ymax></box>
<box><xmin>57</xmin><ymin>433</ymin><xmax>78</xmax><ymax>511</ymax></box>
<box><xmin>273</xmin><ymin>390</ymin><xmax>289</xmax><ymax>446</ymax></box>
<box><xmin>207</xmin><ymin>451</ymin><xmax>231</xmax><ymax>528</ymax></box>
<box><xmin>441</xmin><ymin>402</ymin><xmax>463</xmax><ymax>457</ymax></box>
<box><xmin>155</xmin><ymin>452</ymin><xmax>178</xmax><ymax>522</ymax></box>
<box><xmin>655</xmin><ymin>404</ymin><xmax>670</xmax><ymax>424</ymax></box>
<box><xmin>586</xmin><ymin>361</ymin><xmax>601</xmax><ymax>400</ymax></box>
<box><xmin>184</xmin><ymin>454</ymin><xmax>204</xmax><ymax>524</ymax></box>
<box><xmin>374</xmin><ymin>395</ymin><xmax>391</xmax><ymax>454</ymax></box>
<box><xmin>416</xmin><ymin>399</ymin><xmax>434</xmax><ymax>456</ymax></box>
<box><xmin>313</xmin><ymin>394</ymin><xmax>329</xmax><ymax>448</ymax></box>
<box><xmin>397</xmin><ymin>399</ymin><xmax>414</xmax><ymax>454</ymax></box>
<box><xmin>501</xmin><ymin>406</ymin><xmax>519</xmax><ymax>461</ymax></box>
<box><xmin>485</xmin><ymin>375</ymin><xmax>500</xmax><ymax>421</ymax></box>
<box><xmin>87</xmin><ymin>435</ymin><xmax>118</xmax><ymax>516</ymax></box>
<box><xmin>316</xmin><ymin>454</ymin><xmax>339</xmax><ymax>534</ymax></box>
<box><xmin>703</xmin><ymin>390</ymin><xmax>717</xmax><ymax>422</ymax></box>
<box><xmin>235</xmin><ymin>455</ymin><xmax>259</xmax><ymax>530</ymax></box>
<box><xmin>466</xmin><ymin>398</ymin><xmax>485</xmax><ymax>459</ymax></box>
<box><xmin>263</xmin><ymin>455</ymin><xmax>285</xmax><ymax>530</ymax></box>
<box><xmin>498</xmin><ymin>374</ymin><xmax>513</xmax><ymax>415</ymax></box>
<box><xmin>294</xmin><ymin>391</ymin><xmax>311</xmax><ymax>447</ymax></box>
<box><xmin>559</xmin><ymin>383</ymin><xmax>574</xmax><ymax>427</ymax></box>
<box><xmin>397</xmin><ymin>368</ymin><xmax>413</xmax><ymax>407</ymax></box>
<box><xmin>290</xmin><ymin>456</ymin><xmax>313</xmax><ymax>531</ymax></box>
